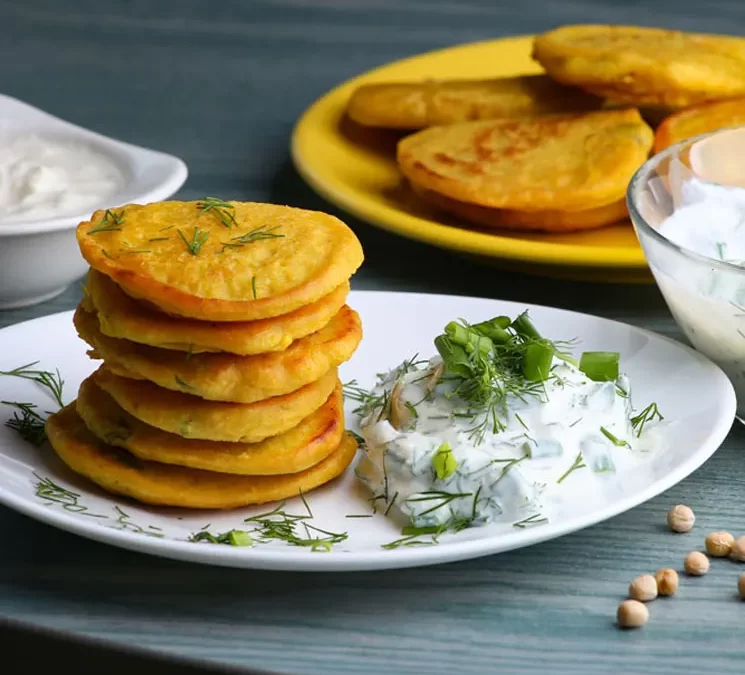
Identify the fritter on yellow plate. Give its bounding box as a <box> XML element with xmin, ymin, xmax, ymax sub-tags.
<box><xmin>532</xmin><ymin>25</ymin><xmax>745</xmax><ymax>108</ymax></box>
<box><xmin>46</xmin><ymin>404</ymin><xmax>358</xmax><ymax>509</ymax></box>
<box><xmin>397</xmin><ymin>108</ymin><xmax>653</xmax><ymax>211</ymax></box>
<box><xmin>654</xmin><ymin>96</ymin><xmax>745</xmax><ymax>153</ymax></box>
<box><xmin>76</xmin><ymin>376</ymin><xmax>344</xmax><ymax>476</ymax></box>
<box><xmin>93</xmin><ymin>366</ymin><xmax>339</xmax><ymax>443</ymax></box>
<box><xmin>413</xmin><ymin>185</ymin><xmax>628</xmax><ymax>232</ymax></box>
<box><xmin>76</xmin><ymin>200</ymin><xmax>364</xmax><ymax>322</ymax></box>
<box><xmin>346</xmin><ymin>74</ymin><xmax>603</xmax><ymax>129</ymax></box>
<box><xmin>74</xmin><ymin>303</ymin><xmax>361</xmax><ymax>403</ymax></box>
<box><xmin>84</xmin><ymin>269</ymin><xmax>350</xmax><ymax>355</ymax></box>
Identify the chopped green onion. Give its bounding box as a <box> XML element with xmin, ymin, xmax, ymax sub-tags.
<box><xmin>523</xmin><ymin>342</ymin><xmax>554</xmax><ymax>382</ymax></box>
<box><xmin>471</xmin><ymin>318</ymin><xmax>511</xmax><ymax>344</ymax></box>
<box><xmin>579</xmin><ymin>351</ymin><xmax>620</xmax><ymax>381</ymax></box>
<box><xmin>444</xmin><ymin>321</ymin><xmax>492</xmax><ymax>355</ymax></box>
<box><xmin>229</xmin><ymin>530</ymin><xmax>253</xmax><ymax>546</ymax></box>
<box><xmin>432</xmin><ymin>442</ymin><xmax>458</xmax><ymax>480</ymax></box>
<box><xmin>511</xmin><ymin>311</ymin><xmax>541</xmax><ymax>340</ymax></box>
<box><xmin>434</xmin><ymin>335</ymin><xmax>471</xmax><ymax>377</ymax></box>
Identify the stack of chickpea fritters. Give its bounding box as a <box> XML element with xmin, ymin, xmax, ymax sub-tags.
<box><xmin>46</xmin><ymin>199</ymin><xmax>364</xmax><ymax>510</ymax></box>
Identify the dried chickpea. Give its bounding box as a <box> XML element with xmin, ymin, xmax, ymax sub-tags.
<box><xmin>738</xmin><ymin>573</ymin><xmax>745</xmax><ymax>599</ymax></box>
<box><xmin>654</xmin><ymin>568</ymin><xmax>679</xmax><ymax>596</ymax></box>
<box><xmin>705</xmin><ymin>531</ymin><xmax>735</xmax><ymax>557</ymax></box>
<box><xmin>684</xmin><ymin>550</ymin><xmax>710</xmax><ymax>576</ymax></box>
<box><xmin>617</xmin><ymin>599</ymin><xmax>649</xmax><ymax>628</ymax></box>
<box><xmin>667</xmin><ymin>504</ymin><xmax>695</xmax><ymax>533</ymax></box>
<box><xmin>629</xmin><ymin>574</ymin><xmax>658</xmax><ymax>602</ymax></box>
<box><xmin>730</xmin><ymin>536</ymin><xmax>745</xmax><ymax>562</ymax></box>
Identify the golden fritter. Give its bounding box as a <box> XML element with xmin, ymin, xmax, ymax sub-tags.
<box><xmin>346</xmin><ymin>74</ymin><xmax>603</xmax><ymax>129</ymax></box>
<box><xmin>413</xmin><ymin>184</ymin><xmax>627</xmax><ymax>232</ymax></box>
<box><xmin>76</xmin><ymin>200</ymin><xmax>364</xmax><ymax>322</ymax></box>
<box><xmin>46</xmin><ymin>404</ymin><xmax>358</xmax><ymax>510</ymax></box>
<box><xmin>397</xmin><ymin>108</ymin><xmax>653</xmax><ymax>211</ymax></box>
<box><xmin>532</xmin><ymin>25</ymin><xmax>745</xmax><ymax>108</ymax></box>
<box><xmin>76</xmin><ymin>376</ymin><xmax>344</xmax><ymax>475</ymax></box>
<box><xmin>74</xmin><ymin>303</ymin><xmax>361</xmax><ymax>403</ymax></box>
<box><xmin>85</xmin><ymin>269</ymin><xmax>350</xmax><ymax>355</ymax></box>
<box><xmin>93</xmin><ymin>366</ymin><xmax>339</xmax><ymax>443</ymax></box>
<box><xmin>654</xmin><ymin>96</ymin><xmax>745</xmax><ymax>153</ymax></box>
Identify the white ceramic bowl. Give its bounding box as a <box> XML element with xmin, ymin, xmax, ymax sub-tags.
<box><xmin>0</xmin><ymin>94</ymin><xmax>188</xmax><ymax>309</ymax></box>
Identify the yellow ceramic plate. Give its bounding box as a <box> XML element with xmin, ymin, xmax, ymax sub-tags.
<box><xmin>291</xmin><ymin>35</ymin><xmax>652</xmax><ymax>283</ymax></box>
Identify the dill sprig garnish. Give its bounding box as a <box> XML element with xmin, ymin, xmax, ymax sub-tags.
<box><xmin>630</xmin><ymin>402</ymin><xmax>664</xmax><ymax>437</ymax></box>
<box><xmin>381</xmin><ymin>513</ymin><xmax>474</xmax><ymax>549</ymax></box>
<box><xmin>33</xmin><ymin>473</ymin><xmax>107</xmax><ymax>517</ymax></box>
<box><xmin>432</xmin><ymin>312</ymin><xmax>571</xmax><ymax>445</ymax></box>
<box><xmin>197</xmin><ymin>197</ymin><xmax>237</xmax><ymax>229</ymax></box>
<box><xmin>251</xmin><ymin>276</ymin><xmax>258</xmax><ymax>299</ymax></box>
<box><xmin>556</xmin><ymin>452</ymin><xmax>586</xmax><ymax>484</ymax></box>
<box><xmin>177</xmin><ymin>227</ymin><xmax>210</xmax><ymax>255</ymax></box>
<box><xmin>221</xmin><ymin>226</ymin><xmax>285</xmax><ymax>252</ymax></box>
<box><xmin>190</xmin><ymin>529</ymin><xmax>253</xmax><ymax>546</ymax></box>
<box><xmin>87</xmin><ymin>209</ymin><xmax>124</xmax><ymax>234</ymax></box>
<box><xmin>112</xmin><ymin>506</ymin><xmax>165</xmax><ymax>538</ymax></box>
<box><xmin>174</xmin><ymin>375</ymin><xmax>194</xmax><ymax>391</ymax></box>
<box><xmin>2</xmin><ymin>401</ymin><xmax>48</xmax><ymax>445</ymax></box>
<box><xmin>343</xmin><ymin>356</ymin><xmax>427</xmax><ymax>421</ymax></box>
<box><xmin>405</xmin><ymin>490</ymin><xmax>472</xmax><ymax>517</ymax></box>
<box><xmin>0</xmin><ymin>361</ymin><xmax>64</xmax><ymax>408</ymax></box>
<box><xmin>343</xmin><ymin>379</ymin><xmax>386</xmax><ymax>418</ymax></box>
<box><xmin>600</xmin><ymin>426</ymin><xmax>631</xmax><ymax>448</ymax></box>
<box><xmin>513</xmin><ymin>513</ymin><xmax>548</xmax><ymax>529</ymax></box>
<box><xmin>243</xmin><ymin>500</ymin><xmax>348</xmax><ymax>552</ymax></box>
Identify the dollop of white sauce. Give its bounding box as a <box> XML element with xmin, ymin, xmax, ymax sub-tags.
<box><xmin>659</xmin><ymin>178</ymin><xmax>745</xmax><ymax>264</ymax></box>
<box><xmin>355</xmin><ymin>357</ymin><xmax>651</xmax><ymax>529</ymax></box>
<box><xmin>0</xmin><ymin>131</ymin><xmax>124</xmax><ymax>224</ymax></box>
<box><xmin>653</xmin><ymin>177</ymin><xmax>745</xmax><ymax>416</ymax></box>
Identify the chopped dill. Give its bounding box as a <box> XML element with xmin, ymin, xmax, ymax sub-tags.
<box><xmin>33</xmin><ymin>473</ymin><xmax>107</xmax><ymax>518</ymax></box>
<box><xmin>513</xmin><ymin>513</ymin><xmax>548</xmax><ymax>529</ymax></box>
<box><xmin>177</xmin><ymin>226</ymin><xmax>210</xmax><ymax>255</ymax></box>
<box><xmin>405</xmin><ymin>490</ymin><xmax>472</xmax><ymax>517</ymax></box>
<box><xmin>0</xmin><ymin>361</ymin><xmax>64</xmax><ymax>407</ymax></box>
<box><xmin>243</xmin><ymin>501</ymin><xmax>347</xmax><ymax>552</ymax></box>
<box><xmin>600</xmin><ymin>426</ymin><xmax>631</xmax><ymax>448</ymax></box>
<box><xmin>190</xmin><ymin>529</ymin><xmax>253</xmax><ymax>546</ymax></box>
<box><xmin>113</xmin><ymin>506</ymin><xmax>165</xmax><ymax>537</ymax></box>
<box><xmin>2</xmin><ymin>401</ymin><xmax>48</xmax><ymax>445</ymax></box>
<box><xmin>556</xmin><ymin>452</ymin><xmax>586</xmax><ymax>484</ymax></box>
<box><xmin>174</xmin><ymin>375</ymin><xmax>194</xmax><ymax>390</ymax></box>
<box><xmin>196</xmin><ymin>196</ymin><xmax>237</xmax><ymax>229</ymax></box>
<box><xmin>251</xmin><ymin>275</ymin><xmax>258</xmax><ymax>299</ymax></box>
<box><xmin>222</xmin><ymin>226</ymin><xmax>285</xmax><ymax>251</ymax></box>
<box><xmin>630</xmin><ymin>402</ymin><xmax>664</xmax><ymax>437</ymax></box>
<box><xmin>87</xmin><ymin>209</ymin><xmax>124</xmax><ymax>234</ymax></box>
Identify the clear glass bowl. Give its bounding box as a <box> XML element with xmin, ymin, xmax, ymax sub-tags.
<box><xmin>627</xmin><ymin>125</ymin><xmax>745</xmax><ymax>419</ymax></box>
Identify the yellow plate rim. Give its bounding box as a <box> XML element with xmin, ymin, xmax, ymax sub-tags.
<box><xmin>290</xmin><ymin>34</ymin><xmax>649</xmax><ymax>271</ymax></box>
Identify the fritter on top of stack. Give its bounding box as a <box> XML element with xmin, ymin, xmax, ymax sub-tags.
<box><xmin>46</xmin><ymin>198</ymin><xmax>364</xmax><ymax>510</ymax></box>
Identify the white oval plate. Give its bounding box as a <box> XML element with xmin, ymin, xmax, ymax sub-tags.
<box><xmin>0</xmin><ymin>291</ymin><xmax>735</xmax><ymax>571</ymax></box>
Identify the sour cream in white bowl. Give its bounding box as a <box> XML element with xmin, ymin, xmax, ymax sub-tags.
<box><xmin>0</xmin><ymin>94</ymin><xmax>188</xmax><ymax>309</ymax></box>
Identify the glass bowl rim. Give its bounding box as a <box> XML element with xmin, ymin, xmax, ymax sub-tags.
<box><xmin>626</xmin><ymin>124</ymin><xmax>745</xmax><ymax>277</ymax></box>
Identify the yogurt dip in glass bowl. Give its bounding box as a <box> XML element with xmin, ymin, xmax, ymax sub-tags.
<box><xmin>628</xmin><ymin>125</ymin><xmax>745</xmax><ymax>420</ymax></box>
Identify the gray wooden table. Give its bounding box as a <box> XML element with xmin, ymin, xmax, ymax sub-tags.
<box><xmin>2</xmin><ymin>1</ymin><xmax>745</xmax><ymax>673</ymax></box>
